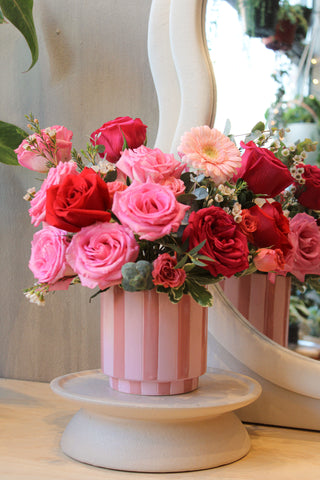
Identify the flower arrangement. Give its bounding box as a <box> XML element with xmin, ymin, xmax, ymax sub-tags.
<box><xmin>16</xmin><ymin>114</ymin><xmax>320</xmax><ymax>307</ymax></box>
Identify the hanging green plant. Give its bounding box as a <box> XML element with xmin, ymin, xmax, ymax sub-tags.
<box><xmin>0</xmin><ymin>0</ymin><xmax>38</xmax><ymax>71</ymax></box>
<box><xmin>237</xmin><ymin>0</ymin><xmax>280</xmax><ymax>38</ymax></box>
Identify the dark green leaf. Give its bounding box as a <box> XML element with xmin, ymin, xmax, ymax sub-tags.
<box><xmin>175</xmin><ymin>255</ymin><xmax>188</xmax><ymax>269</ymax></box>
<box><xmin>0</xmin><ymin>120</ymin><xmax>28</xmax><ymax>165</ymax></box>
<box><xmin>191</xmin><ymin>258</ymin><xmax>207</xmax><ymax>267</ymax></box>
<box><xmin>188</xmin><ymin>239</ymin><xmax>206</xmax><ymax>256</ymax></box>
<box><xmin>176</xmin><ymin>193</ymin><xmax>196</xmax><ymax>205</ymax></box>
<box><xmin>96</xmin><ymin>144</ymin><xmax>105</xmax><ymax>154</ymax></box>
<box><xmin>0</xmin><ymin>0</ymin><xmax>39</xmax><ymax>71</ymax></box>
<box><xmin>183</xmin><ymin>263</ymin><xmax>196</xmax><ymax>273</ymax></box>
<box><xmin>168</xmin><ymin>285</ymin><xmax>184</xmax><ymax>303</ymax></box>
<box><xmin>251</xmin><ymin>121</ymin><xmax>265</xmax><ymax>133</ymax></box>
<box><xmin>104</xmin><ymin>169</ymin><xmax>117</xmax><ymax>183</ymax></box>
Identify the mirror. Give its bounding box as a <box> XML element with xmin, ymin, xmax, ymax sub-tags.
<box><xmin>205</xmin><ymin>0</ymin><xmax>320</xmax><ymax>359</ymax></box>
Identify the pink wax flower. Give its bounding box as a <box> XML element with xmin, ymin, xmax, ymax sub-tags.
<box><xmin>284</xmin><ymin>213</ymin><xmax>320</xmax><ymax>282</ymax></box>
<box><xmin>15</xmin><ymin>125</ymin><xmax>73</xmax><ymax>173</ymax></box>
<box><xmin>66</xmin><ymin>222</ymin><xmax>139</xmax><ymax>290</ymax></box>
<box><xmin>112</xmin><ymin>181</ymin><xmax>189</xmax><ymax>241</ymax></box>
<box><xmin>117</xmin><ymin>145</ymin><xmax>185</xmax><ymax>183</ymax></box>
<box><xmin>177</xmin><ymin>125</ymin><xmax>242</xmax><ymax>184</ymax></box>
<box><xmin>29</xmin><ymin>226</ymin><xmax>74</xmax><ymax>285</ymax></box>
<box><xmin>159</xmin><ymin>176</ymin><xmax>186</xmax><ymax>197</ymax></box>
<box><xmin>152</xmin><ymin>253</ymin><xmax>186</xmax><ymax>288</ymax></box>
<box><xmin>253</xmin><ymin>248</ymin><xmax>285</xmax><ymax>272</ymax></box>
<box><xmin>29</xmin><ymin>161</ymin><xmax>78</xmax><ymax>227</ymax></box>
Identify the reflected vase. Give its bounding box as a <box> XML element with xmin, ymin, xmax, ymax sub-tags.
<box><xmin>221</xmin><ymin>273</ymin><xmax>291</xmax><ymax>347</ymax></box>
<box><xmin>100</xmin><ymin>286</ymin><xmax>208</xmax><ymax>395</ymax></box>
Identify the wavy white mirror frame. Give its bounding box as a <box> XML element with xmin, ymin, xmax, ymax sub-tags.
<box><xmin>148</xmin><ymin>0</ymin><xmax>320</xmax><ymax>430</ymax></box>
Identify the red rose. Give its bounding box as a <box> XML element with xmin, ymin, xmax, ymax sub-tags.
<box><xmin>245</xmin><ymin>201</ymin><xmax>291</xmax><ymax>253</ymax></box>
<box><xmin>294</xmin><ymin>164</ymin><xmax>320</xmax><ymax>210</ymax></box>
<box><xmin>90</xmin><ymin>116</ymin><xmax>147</xmax><ymax>163</ymax></box>
<box><xmin>182</xmin><ymin>206</ymin><xmax>249</xmax><ymax>278</ymax></box>
<box><xmin>235</xmin><ymin>141</ymin><xmax>293</xmax><ymax>196</ymax></box>
<box><xmin>152</xmin><ymin>253</ymin><xmax>186</xmax><ymax>288</ymax></box>
<box><xmin>46</xmin><ymin>167</ymin><xmax>112</xmax><ymax>232</ymax></box>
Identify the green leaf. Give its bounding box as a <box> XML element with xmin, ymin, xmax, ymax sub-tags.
<box><xmin>168</xmin><ymin>285</ymin><xmax>184</xmax><ymax>303</ymax></box>
<box><xmin>0</xmin><ymin>0</ymin><xmax>39</xmax><ymax>71</ymax></box>
<box><xmin>183</xmin><ymin>263</ymin><xmax>196</xmax><ymax>273</ymax></box>
<box><xmin>175</xmin><ymin>254</ymin><xmax>188</xmax><ymax>269</ymax></box>
<box><xmin>191</xmin><ymin>258</ymin><xmax>207</xmax><ymax>267</ymax></box>
<box><xmin>0</xmin><ymin>7</ymin><xmax>5</xmax><ymax>23</ymax></box>
<box><xmin>185</xmin><ymin>279</ymin><xmax>213</xmax><ymax>307</ymax></box>
<box><xmin>0</xmin><ymin>120</ymin><xmax>28</xmax><ymax>165</ymax></box>
<box><xmin>188</xmin><ymin>239</ymin><xmax>207</xmax><ymax>256</ymax></box>
<box><xmin>104</xmin><ymin>169</ymin><xmax>117</xmax><ymax>183</ymax></box>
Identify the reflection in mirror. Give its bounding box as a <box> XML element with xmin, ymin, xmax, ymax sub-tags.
<box><xmin>206</xmin><ymin>0</ymin><xmax>320</xmax><ymax>360</ymax></box>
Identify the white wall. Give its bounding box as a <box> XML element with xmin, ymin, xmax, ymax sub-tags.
<box><xmin>0</xmin><ymin>0</ymin><xmax>158</xmax><ymax>381</ymax></box>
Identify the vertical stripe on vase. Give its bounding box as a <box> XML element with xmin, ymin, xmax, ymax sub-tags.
<box><xmin>113</xmin><ymin>286</ymin><xmax>125</xmax><ymax>380</ymax></box>
<box><xmin>124</xmin><ymin>292</ymin><xmax>144</xmax><ymax>380</ymax></box>
<box><xmin>178</xmin><ymin>295</ymin><xmax>190</xmax><ymax>379</ymax></box>
<box><xmin>201</xmin><ymin>307</ymin><xmax>208</xmax><ymax>373</ymax></box>
<box><xmin>188</xmin><ymin>298</ymin><xmax>203</xmax><ymax>378</ymax></box>
<box><xmin>157</xmin><ymin>294</ymin><xmax>179</xmax><ymax>381</ymax></box>
<box><xmin>143</xmin><ymin>289</ymin><xmax>159</xmax><ymax>381</ymax></box>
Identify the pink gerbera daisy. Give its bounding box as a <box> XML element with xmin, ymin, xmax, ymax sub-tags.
<box><xmin>177</xmin><ymin>126</ymin><xmax>242</xmax><ymax>184</ymax></box>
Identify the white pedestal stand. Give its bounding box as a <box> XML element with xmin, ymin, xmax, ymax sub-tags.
<box><xmin>50</xmin><ymin>369</ymin><xmax>261</xmax><ymax>473</ymax></box>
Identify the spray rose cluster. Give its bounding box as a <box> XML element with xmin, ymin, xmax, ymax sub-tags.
<box><xmin>17</xmin><ymin>115</ymin><xmax>320</xmax><ymax>306</ymax></box>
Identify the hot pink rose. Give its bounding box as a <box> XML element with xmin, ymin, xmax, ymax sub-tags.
<box><xmin>152</xmin><ymin>254</ymin><xmax>186</xmax><ymax>288</ymax></box>
<box><xmin>159</xmin><ymin>177</ymin><xmax>186</xmax><ymax>197</ymax></box>
<box><xmin>235</xmin><ymin>141</ymin><xmax>293</xmax><ymax>196</ymax></box>
<box><xmin>29</xmin><ymin>161</ymin><xmax>78</xmax><ymax>226</ymax></box>
<box><xmin>66</xmin><ymin>222</ymin><xmax>139</xmax><ymax>289</ymax></box>
<box><xmin>15</xmin><ymin>125</ymin><xmax>73</xmax><ymax>173</ymax></box>
<box><xmin>117</xmin><ymin>146</ymin><xmax>185</xmax><ymax>183</ymax></box>
<box><xmin>112</xmin><ymin>182</ymin><xmax>189</xmax><ymax>241</ymax></box>
<box><xmin>90</xmin><ymin>116</ymin><xmax>147</xmax><ymax>163</ymax></box>
<box><xmin>29</xmin><ymin>226</ymin><xmax>74</xmax><ymax>285</ymax></box>
<box><xmin>253</xmin><ymin>248</ymin><xmax>285</xmax><ymax>272</ymax></box>
<box><xmin>284</xmin><ymin>213</ymin><xmax>320</xmax><ymax>282</ymax></box>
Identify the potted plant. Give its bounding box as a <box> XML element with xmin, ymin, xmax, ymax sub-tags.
<box><xmin>237</xmin><ymin>0</ymin><xmax>280</xmax><ymax>38</ymax></box>
<box><xmin>264</xmin><ymin>1</ymin><xmax>310</xmax><ymax>51</ymax></box>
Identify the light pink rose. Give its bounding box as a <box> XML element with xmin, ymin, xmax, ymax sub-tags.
<box><xmin>29</xmin><ymin>226</ymin><xmax>74</xmax><ymax>285</ymax></box>
<box><xmin>117</xmin><ymin>146</ymin><xmax>185</xmax><ymax>183</ymax></box>
<box><xmin>152</xmin><ymin>253</ymin><xmax>186</xmax><ymax>288</ymax></box>
<box><xmin>66</xmin><ymin>222</ymin><xmax>139</xmax><ymax>289</ymax></box>
<box><xmin>29</xmin><ymin>161</ymin><xmax>78</xmax><ymax>226</ymax></box>
<box><xmin>112</xmin><ymin>182</ymin><xmax>189</xmax><ymax>241</ymax></box>
<box><xmin>106</xmin><ymin>180</ymin><xmax>127</xmax><ymax>204</ymax></box>
<box><xmin>15</xmin><ymin>125</ymin><xmax>73</xmax><ymax>173</ymax></box>
<box><xmin>159</xmin><ymin>176</ymin><xmax>186</xmax><ymax>197</ymax></box>
<box><xmin>253</xmin><ymin>248</ymin><xmax>285</xmax><ymax>272</ymax></box>
<box><xmin>284</xmin><ymin>213</ymin><xmax>320</xmax><ymax>282</ymax></box>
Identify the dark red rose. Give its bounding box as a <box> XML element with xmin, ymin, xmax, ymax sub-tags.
<box><xmin>46</xmin><ymin>167</ymin><xmax>112</xmax><ymax>232</ymax></box>
<box><xmin>235</xmin><ymin>141</ymin><xmax>293</xmax><ymax>196</ymax></box>
<box><xmin>152</xmin><ymin>253</ymin><xmax>186</xmax><ymax>288</ymax></box>
<box><xmin>182</xmin><ymin>206</ymin><xmax>249</xmax><ymax>278</ymax></box>
<box><xmin>294</xmin><ymin>163</ymin><xmax>320</xmax><ymax>210</ymax></box>
<box><xmin>245</xmin><ymin>201</ymin><xmax>291</xmax><ymax>253</ymax></box>
<box><xmin>90</xmin><ymin>116</ymin><xmax>147</xmax><ymax>163</ymax></box>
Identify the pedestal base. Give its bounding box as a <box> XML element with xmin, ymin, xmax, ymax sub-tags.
<box><xmin>51</xmin><ymin>369</ymin><xmax>261</xmax><ymax>472</ymax></box>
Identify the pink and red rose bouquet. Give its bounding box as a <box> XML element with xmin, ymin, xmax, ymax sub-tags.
<box><xmin>17</xmin><ymin>115</ymin><xmax>320</xmax><ymax>307</ymax></box>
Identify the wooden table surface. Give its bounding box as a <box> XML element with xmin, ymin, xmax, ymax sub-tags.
<box><xmin>1</xmin><ymin>377</ymin><xmax>320</xmax><ymax>479</ymax></box>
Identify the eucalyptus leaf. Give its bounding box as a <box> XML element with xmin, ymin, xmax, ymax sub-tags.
<box><xmin>0</xmin><ymin>0</ymin><xmax>39</xmax><ymax>71</ymax></box>
<box><xmin>223</xmin><ymin>118</ymin><xmax>232</xmax><ymax>136</ymax></box>
<box><xmin>194</xmin><ymin>187</ymin><xmax>208</xmax><ymax>200</ymax></box>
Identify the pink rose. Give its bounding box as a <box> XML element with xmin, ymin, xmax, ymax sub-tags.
<box><xmin>253</xmin><ymin>248</ymin><xmax>285</xmax><ymax>272</ymax></box>
<box><xmin>159</xmin><ymin>177</ymin><xmax>186</xmax><ymax>197</ymax></box>
<box><xmin>90</xmin><ymin>116</ymin><xmax>147</xmax><ymax>163</ymax></box>
<box><xmin>284</xmin><ymin>213</ymin><xmax>320</xmax><ymax>282</ymax></box>
<box><xmin>112</xmin><ymin>182</ymin><xmax>189</xmax><ymax>241</ymax></box>
<box><xmin>66</xmin><ymin>222</ymin><xmax>139</xmax><ymax>289</ymax></box>
<box><xmin>15</xmin><ymin>125</ymin><xmax>73</xmax><ymax>173</ymax></box>
<box><xmin>117</xmin><ymin>146</ymin><xmax>185</xmax><ymax>183</ymax></box>
<box><xmin>106</xmin><ymin>180</ymin><xmax>127</xmax><ymax>204</ymax></box>
<box><xmin>29</xmin><ymin>226</ymin><xmax>74</xmax><ymax>284</ymax></box>
<box><xmin>152</xmin><ymin>254</ymin><xmax>186</xmax><ymax>288</ymax></box>
<box><xmin>29</xmin><ymin>161</ymin><xmax>78</xmax><ymax>226</ymax></box>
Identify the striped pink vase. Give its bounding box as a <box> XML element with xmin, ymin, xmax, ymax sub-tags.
<box><xmin>101</xmin><ymin>287</ymin><xmax>208</xmax><ymax>395</ymax></box>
